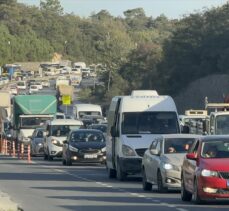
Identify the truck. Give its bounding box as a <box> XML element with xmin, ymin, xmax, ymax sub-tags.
<box><xmin>56</xmin><ymin>85</ymin><xmax>74</xmax><ymax>109</ymax></box>
<box><xmin>0</xmin><ymin>91</ymin><xmax>11</xmax><ymax>119</ymax></box>
<box><xmin>106</xmin><ymin>90</ymin><xmax>180</xmax><ymax>180</ymax></box>
<box><xmin>73</xmin><ymin>62</ymin><xmax>86</xmax><ymax>71</ymax></box>
<box><xmin>56</xmin><ymin>76</ymin><xmax>70</xmax><ymax>89</ymax></box>
<box><xmin>204</xmin><ymin>97</ymin><xmax>229</xmax><ymax>135</ymax></box>
<box><xmin>13</xmin><ymin>95</ymin><xmax>57</xmax><ymax>143</ymax></box>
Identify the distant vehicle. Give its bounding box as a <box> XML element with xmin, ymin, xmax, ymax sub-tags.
<box><xmin>106</xmin><ymin>90</ymin><xmax>180</xmax><ymax>181</ymax></box>
<box><xmin>41</xmin><ymin>80</ymin><xmax>50</xmax><ymax>88</ymax></box>
<box><xmin>73</xmin><ymin>104</ymin><xmax>102</xmax><ymax>120</ymax></box>
<box><xmin>9</xmin><ymin>85</ymin><xmax>18</xmax><ymax>95</ymax></box>
<box><xmin>81</xmin><ymin>115</ymin><xmax>106</xmax><ymax>128</ymax></box>
<box><xmin>73</xmin><ymin>62</ymin><xmax>86</xmax><ymax>70</ymax></box>
<box><xmin>62</xmin><ymin>129</ymin><xmax>106</xmax><ymax>165</ymax></box>
<box><xmin>88</xmin><ymin>124</ymin><xmax>108</xmax><ymax>136</ymax></box>
<box><xmin>29</xmin><ymin>85</ymin><xmax>39</xmax><ymax>94</ymax></box>
<box><xmin>56</xmin><ymin>76</ymin><xmax>70</xmax><ymax>89</ymax></box>
<box><xmin>142</xmin><ymin>134</ymin><xmax>199</xmax><ymax>193</ymax></box>
<box><xmin>43</xmin><ymin>119</ymin><xmax>83</xmax><ymax>160</ymax></box>
<box><xmin>181</xmin><ymin>136</ymin><xmax>229</xmax><ymax>204</ymax></box>
<box><xmin>17</xmin><ymin>81</ymin><xmax>26</xmax><ymax>90</ymax></box>
<box><xmin>55</xmin><ymin>112</ymin><xmax>65</xmax><ymax>119</ymax></box>
<box><xmin>30</xmin><ymin>128</ymin><xmax>45</xmax><ymax>156</ymax></box>
<box><xmin>34</xmin><ymin>81</ymin><xmax>43</xmax><ymax>90</ymax></box>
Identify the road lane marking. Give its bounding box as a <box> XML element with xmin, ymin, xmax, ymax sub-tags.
<box><xmin>176</xmin><ymin>208</ymin><xmax>188</xmax><ymax>211</ymax></box>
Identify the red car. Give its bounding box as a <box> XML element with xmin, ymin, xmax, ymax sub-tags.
<box><xmin>181</xmin><ymin>136</ymin><xmax>229</xmax><ymax>204</ymax></box>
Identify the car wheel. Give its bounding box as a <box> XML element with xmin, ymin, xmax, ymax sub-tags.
<box><xmin>157</xmin><ymin>170</ymin><xmax>168</xmax><ymax>193</ymax></box>
<box><xmin>193</xmin><ymin>179</ymin><xmax>204</xmax><ymax>204</ymax></box>
<box><xmin>44</xmin><ymin>153</ymin><xmax>48</xmax><ymax>160</ymax></box>
<box><xmin>181</xmin><ymin>176</ymin><xmax>192</xmax><ymax>201</ymax></box>
<box><xmin>66</xmin><ymin>155</ymin><xmax>72</xmax><ymax>166</ymax></box>
<box><xmin>47</xmin><ymin>150</ymin><xmax>53</xmax><ymax>161</ymax></box>
<box><xmin>107</xmin><ymin>165</ymin><xmax>116</xmax><ymax>179</ymax></box>
<box><xmin>142</xmin><ymin>167</ymin><xmax>152</xmax><ymax>191</ymax></box>
<box><xmin>116</xmin><ymin>160</ymin><xmax>126</xmax><ymax>181</ymax></box>
<box><xmin>62</xmin><ymin>158</ymin><xmax>66</xmax><ymax>166</ymax></box>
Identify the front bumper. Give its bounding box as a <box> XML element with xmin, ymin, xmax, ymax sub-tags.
<box><xmin>69</xmin><ymin>151</ymin><xmax>106</xmax><ymax>163</ymax></box>
<box><xmin>48</xmin><ymin>144</ymin><xmax>63</xmax><ymax>157</ymax></box>
<box><xmin>118</xmin><ymin>157</ymin><xmax>142</xmax><ymax>174</ymax></box>
<box><xmin>161</xmin><ymin>169</ymin><xmax>181</xmax><ymax>188</ymax></box>
<box><xmin>198</xmin><ymin>176</ymin><xmax>229</xmax><ymax>199</ymax></box>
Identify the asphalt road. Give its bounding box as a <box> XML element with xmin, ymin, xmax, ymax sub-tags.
<box><xmin>0</xmin><ymin>155</ymin><xmax>229</xmax><ymax>211</ymax></box>
<box><xmin>2</xmin><ymin>78</ymin><xmax>229</xmax><ymax>210</ymax></box>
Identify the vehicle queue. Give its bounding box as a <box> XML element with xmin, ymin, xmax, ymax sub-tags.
<box><xmin>1</xmin><ymin>72</ymin><xmax>229</xmax><ymax>206</ymax></box>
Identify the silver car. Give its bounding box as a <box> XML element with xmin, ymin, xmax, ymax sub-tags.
<box><xmin>142</xmin><ymin>134</ymin><xmax>200</xmax><ymax>192</ymax></box>
<box><xmin>30</xmin><ymin>128</ymin><xmax>45</xmax><ymax>156</ymax></box>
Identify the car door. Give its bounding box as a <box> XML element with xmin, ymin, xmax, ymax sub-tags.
<box><xmin>144</xmin><ymin>140</ymin><xmax>157</xmax><ymax>182</ymax></box>
<box><xmin>183</xmin><ymin>140</ymin><xmax>199</xmax><ymax>193</ymax></box>
<box><xmin>31</xmin><ymin>130</ymin><xmax>37</xmax><ymax>154</ymax></box>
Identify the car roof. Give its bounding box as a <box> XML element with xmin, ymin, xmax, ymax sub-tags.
<box><xmin>157</xmin><ymin>134</ymin><xmax>202</xmax><ymax>139</ymax></box>
<box><xmin>70</xmin><ymin>129</ymin><xmax>103</xmax><ymax>133</ymax></box>
<box><xmin>200</xmin><ymin>135</ymin><xmax>229</xmax><ymax>142</ymax></box>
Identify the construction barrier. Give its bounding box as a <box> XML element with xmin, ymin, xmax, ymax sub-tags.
<box><xmin>0</xmin><ymin>139</ymin><xmax>32</xmax><ymax>163</ymax></box>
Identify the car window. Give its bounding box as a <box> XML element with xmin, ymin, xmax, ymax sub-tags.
<box><xmin>150</xmin><ymin>140</ymin><xmax>158</xmax><ymax>150</ymax></box>
<box><xmin>70</xmin><ymin>131</ymin><xmax>104</xmax><ymax>143</ymax></box>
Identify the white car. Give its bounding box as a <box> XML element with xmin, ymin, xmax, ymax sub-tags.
<box><xmin>9</xmin><ymin>85</ymin><xmax>18</xmax><ymax>95</ymax></box>
<box><xmin>17</xmin><ymin>81</ymin><xmax>26</xmax><ymax>90</ymax></box>
<box><xmin>41</xmin><ymin>80</ymin><xmax>50</xmax><ymax>88</ymax></box>
<box><xmin>34</xmin><ymin>82</ymin><xmax>43</xmax><ymax>90</ymax></box>
<box><xmin>43</xmin><ymin>119</ymin><xmax>83</xmax><ymax>160</ymax></box>
<box><xmin>29</xmin><ymin>85</ymin><xmax>39</xmax><ymax>94</ymax></box>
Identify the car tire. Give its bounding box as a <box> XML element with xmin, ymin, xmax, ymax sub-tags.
<box><xmin>193</xmin><ymin>179</ymin><xmax>204</xmax><ymax>204</ymax></box>
<box><xmin>157</xmin><ymin>170</ymin><xmax>168</xmax><ymax>193</ymax></box>
<box><xmin>107</xmin><ymin>166</ymin><xmax>116</xmax><ymax>179</ymax></box>
<box><xmin>116</xmin><ymin>160</ymin><xmax>126</xmax><ymax>181</ymax></box>
<box><xmin>47</xmin><ymin>150</ymin><xmax>53</xmax><ymax>161</ymax></box>
<box><xmin>62</xmin><ymin>158</ymin><xmax>66</xmax><ymax>166</ymax></box>
<box><xmin>142</xmin><ymin>167</ymin><xmax>152</xmax><ymax>191</ymax></box>
<box><xmin>44</xmin><ymin>153</ymin><xmax>48</xmax><ymax>160</ymax></box>
<box><xmin>181</xmin><ymin>176</ymin><xmax>192</xmax><ymax>201</ymax></box>
<box><xmin>66</xmin><ymin>156</ymin><xmax>72</xmax><ymax>166</ymax></box>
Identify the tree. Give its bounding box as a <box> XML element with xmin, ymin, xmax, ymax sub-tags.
<box><xmin>40</xmin><ymin>0</ymin><xmax>63</xmax><ymax>15</ymax></box>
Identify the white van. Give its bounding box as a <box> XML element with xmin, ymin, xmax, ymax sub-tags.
<box><xmin>106</xmin><ymin>90</ymin><xmax>180</xmax><ymax>180</ymax></box>
<box><xmin>73</xmin><ymin>104</ymin><xmax>102</xmax><ymax>119</ymax></box>
<box><xmin>43</xmin><ymin>119</ymin><xmax>83</xmax><ymax>160</ymax></box>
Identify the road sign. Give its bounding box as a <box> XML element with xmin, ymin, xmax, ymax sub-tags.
<box><xmin>62</xmin><ymin>95</ymin><xmax>71</xmax><ymax>105</ymax></box>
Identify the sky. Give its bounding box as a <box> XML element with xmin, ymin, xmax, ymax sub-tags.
<box><xmin>17</xmin><ymin>0</ymin><xmax>227</xmax><ymax>19</ymax></box>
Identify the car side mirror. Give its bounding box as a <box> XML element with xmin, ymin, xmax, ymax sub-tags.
<box><xmin>186</xmin><ymin>153</ymin><xmax>197</xmax><ymax>160</ymax></box>
<box><xmin>110</xmin><ymin>126</ymin><xmax>119</xmax><ymax>137</ymax></box>
<box><xmin>150</xmin><ymin>149</ymin><xmax>160</xmax><ymax>156</ymax></box>
<box><xmin>63</xmin><ymin>140</ymin><xmax>68</xmax><ymax>144</ymax></box>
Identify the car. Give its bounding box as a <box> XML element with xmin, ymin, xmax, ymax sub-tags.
<box><xmin>62</xmin><ymin>129</ymin><xmax>106</xmax><ymax>165</ymax></box>
<box><xmin>9</xmin><ymin>85</ymin><xmax>18</xmax><ymax>95</ymax></box>
<box><xmin>88</xmin><ymin>124</ymin><xmax>107</xmax><ymax>135</ymax></box>
<box><xmin>43</xmin><ymin>119</ymin><xmax>83</xmax><ymax>160</ymax></box>
<box><xmin>17</xmin><ymin>81</ymin><xmax>26</xmax><ymax>90</ymax></box>
<box><xmin>41</xmin><ymin>80</ymin><xmax>50</xmax><ymax>88</ymax></box>
<box><xmin>30</xmin><ymin>128</ymin><xmax>45</xmax><ymax>156</ymax></box>
<box><xmin>55</xmin><ymin>112</ymin><xmax>65</xmax><ymax>119</ymax></box>
<box><xmin>142</xmin><ymin>134</ymin><xmax>199</xmax><ymax>193</ymax></box>
<box><xmin>34</xmin><ymin>81</ymin><xmax>43</xmax><ymax>90</ymax></box>
<box><xmin>181</xmin><ymin>135</ymin><xmax>229</xmax><ymax>204</ymax></box>
<box><xmin>29</xmin><ymin>85</ymin><xmax>39</xmax><ymax>94</ymax></box>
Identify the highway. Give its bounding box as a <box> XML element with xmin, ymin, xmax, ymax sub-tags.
<box><xmin>1</xmin><ymin>78</ymin><xmax>229</xmax><ymax>210</ymax></box>
<box><xmin>0</xmin><ymin>155</ymin><xmax>229</xmax><ymax>211</ymax></box>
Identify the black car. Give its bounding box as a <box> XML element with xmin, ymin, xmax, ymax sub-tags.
<box><xmin>88</xmin><ymin>124</ymin><xmax>107</xmax><ymax>134</ymax></box>
<box><xmin>62</xmin><ymin>129</ymin><xmax>106</xmax><ymax>165</ymax></box>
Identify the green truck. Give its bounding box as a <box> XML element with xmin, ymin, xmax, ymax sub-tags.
<box><xmin>13</xmin><ymin>95</ymin><xmax>57</xmax><ymax>143</ymax></box>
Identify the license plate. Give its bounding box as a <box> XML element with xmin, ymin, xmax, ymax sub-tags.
<box><xmin>84</xmin><ymin>154</ymin><xmax>97</xmax><ymax>159</ymax></box>
<box><xmin>227</xmin><ymin>180</ymin><xmax>229</xmax><ymax>187</ymax></box>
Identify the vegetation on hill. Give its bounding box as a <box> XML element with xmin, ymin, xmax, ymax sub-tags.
<box><xmin>1</xmin><ymin>0</ymin><xmax>229</xmax><ymax>105</ymax></box>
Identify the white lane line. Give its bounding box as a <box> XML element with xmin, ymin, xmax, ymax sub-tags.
<box><xmin>130</xmin><ymin>193</ymin><xmax>139</xmax><ymax>196</ymax></box>
<box><xmin>106</xmin><ymin>185</ymin><xmax>113</xmax><ymax>188</ymax></box>
<box><xmin>176</xmin><ymin>208</ymin><xmax>188</xmax><ymax>211</ymax></box>
<box><xmin>152</xmin><ymin>199</ymin><xmax>160</xmax><ymax>202</ymax></box>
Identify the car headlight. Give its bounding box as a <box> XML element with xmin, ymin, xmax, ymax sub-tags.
<box><xmin>122</xmin><ymin>145</ymin><xmax>136</xmax><ymax>156</ymax></box>
<box><xmin>101</xmin><ymin>147</ymin><xmax>106</xmax><ymax>152</ymax></box>
<box><xmin>69</xmin><ymin>145</ymin><xmax>78</xmax><ymax>152</ymax></box>
<box><xmin>163</xmin><ymin>163</ymin><xmax>180</xmax><ymax>171</ymax></box>
<box><xmin>51</xmin><ymin>139</ymin><xmax>58</xmax><ymax>145</ymax></box>
<box><xmin>201</xmin><ymin>169</ymin><xmax>218</xmax><ymax>177</ymax></box>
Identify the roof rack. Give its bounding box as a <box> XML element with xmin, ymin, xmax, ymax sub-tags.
<box><xmin>205</xmin><ymin>97</ymin><xmax>229</xmax><ymax>111</ymax></box>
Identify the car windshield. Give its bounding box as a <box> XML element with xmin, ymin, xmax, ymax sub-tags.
<box><xmin>201</xmin><ymin>140</ymin><xmax>229</xmax><ymax>158</ymax></box>
<box><xmin>70</xmin><ymin>131</ymin><xmax>104</xmax><ymax>143</ymax></box>
<box><xmin>30</xmin><ymin>86</ymin><xmax>37</xmax><ymax>89</ymax></box>
<box><xmin>164</xmin><ymin>138</ymin><xmax>195</xmax><ymax>154</ymax></box>
<box><xmin>91</xmin><ymin>125</ymin><xmax>107</xmax><ymax>133</ymax></box>
<box><xmin>50</xmin><ymin>125</ymin><xmax>81</xmax><ymax>137</ymax></box>
<box><xmin>215</xmin><ymin>115</ymin><xmax>229</xmax><ymax>135</ymax></box>
<box><xmin>121</xmin><ymin>112</ymin><xmax>179</xmax><ymax>134</ymax></box>
<box><xmin>17</xmin><ymin>82</ymin><xmax>25</xmax><ymax>86</ymax></box>
<box><xmin>79</xmin><ymin>111</ymin><xmax>101</xmax><ymax>118</ymax></box>
<box><xmin>20</xmin><ymin>117</ymin><xmax>51</xmax><ymax>128</ymax></box>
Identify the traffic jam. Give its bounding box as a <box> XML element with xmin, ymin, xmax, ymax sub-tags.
<box><xmin>1</xmin><ymin>62</ymin><xmax>229</xmax><ymax>209</ymax></box>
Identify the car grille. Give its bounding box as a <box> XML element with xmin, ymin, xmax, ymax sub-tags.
<box><xmin>218</xmin><ymin>189</ymin><xmax>229</xmax><ymax>194</ymax></box>
<box><xmin>135</xmin><ymin>148</ymin><xmax>147</xmax><ymax>157</ymax></box>
<box><xmin>219</xmin><ymin>172</ymin><xmax>229</xmax><ymax>179</ymax></box>
<box><xmin>80</xmin><ymin>149</ymin><xmax>100</xmax><ymax>154</ymax></box>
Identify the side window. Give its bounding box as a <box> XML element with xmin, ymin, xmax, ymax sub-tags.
<box><xmin>189</xmin><ymin>140</ymin><xmax>199</xmax><ymax>153</ymax></box>
<box><xmin>156</xmin><ymin>140</ymin><xmax>161</xmax><ymax>152</ymax></box>
<box><xmin>46</xmin><ymin>125</ymin><xmax>50</xmax><ymax>136</ymax></box>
